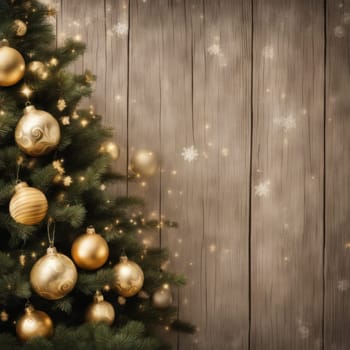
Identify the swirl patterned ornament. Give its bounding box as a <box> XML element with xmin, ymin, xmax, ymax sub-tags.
<box><xmin>113</xmin><ymin>255</ymin><xmax>144</xmax><ymax>297</ymax></box>
<box><xmin>30</xmin><ymin>246</ymin><xmax>78</xmax><ymax>300</ymax></box>
<box><xmin>9</xmin><ymin>182</ymin><xmax>48</xmax><ymax>225</ymax></box>
<box><xmin>15</xmin><ymin>105</ymin><xmax>61</xmax><ymax>157</ymax></box>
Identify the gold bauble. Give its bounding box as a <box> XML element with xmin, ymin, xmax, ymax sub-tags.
<box><xmin>15</xmin><ymin>105</ymin><xmax>61</xmax><ymax>157</ymax></box>
<box><xmin>113</xmin><ymin>255</ymin><xmax>144</xmax><ymax>297</ymax></box>
<box><xmin>71</xmin><ymin>226</ymin><xmax>109</xmax><ymax>270</ymax></box>
<box><xmin>85</xmin><ymin>291</ymin><xmax>115</xmax><ymax>325</ymax></box>
<box><xmin>13</xmin><ymin>19</ymin><xmax>27</xmax><ymax>36</ymax></box>
<box><xmin>30</xmin><ymin>246</ymin><xmax>77</xmax><ymax>300</ymax></box>
<box><xmin>99</xmin><ymin>141</ymin><xmax>120</xmax><ymax>160</ymax></box>
<box><xmin>27</xmin><ymin>61</ymin><xmax>49</xmax><ymax>80</ymax></box>
<box><xmin>9</xmin><ymin>182</ymin><xmax>48</xmax><ymax>225</ymax></box>
<box><xmin>16</xmin><ymin>305</ymin><xmax>53</xmax><ymax>341</ymax></box>
<box><xmin>152</xmin><ymin>284</ymin><xmax>173</xmax><ymax>309</ymax></box>
<box><xmin>130</xmin><ymin>149</ymin><xmax>158</xmax><ymax>177</ymax></box>
<box><xmin>0</xmin><ymin>40</ymin><xmax>25</xmax><ymax>86</ymax></box>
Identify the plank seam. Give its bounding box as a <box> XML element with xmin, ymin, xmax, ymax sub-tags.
<box><xmin>126</xmin><ymin>0</ymin><xmax>131</xmax><ymax>197</ymax></box>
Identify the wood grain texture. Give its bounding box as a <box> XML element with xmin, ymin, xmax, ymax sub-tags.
<box><xmin>159</xmin><ymin>0</ymin><xmax>251</xmax><ymax>348</ymax></box>
<box><xmin>325</xmin><ymin>1</ymin><xmax>350</xmax><ymax>349</ymax></box>
<box><xmin>251</xmin><ymin>0</ymin><xmax>324</xmax><ymax>349</ymax></box>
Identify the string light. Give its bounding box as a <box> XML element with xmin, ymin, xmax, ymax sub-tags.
<box><xmin>21</xmin><ymin>84</ymin><xmax>33</xmax><ymax>99</ymax></box>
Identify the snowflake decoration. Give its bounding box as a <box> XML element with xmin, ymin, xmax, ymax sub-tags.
<box><xmin>337</xmin><ymin>279</ymin><xmax>350</xmax><ymax>292</ymax></box>
<box><xmin>112</xmin><ymin>22</ymin><xmax>128</xmax><ymax>36</ymax></box>
<box><xmin>57</xmin><ymin>98</ymin><xmax>66</xmax><ymax>111</ymax></box>
<box><xmin>254</xmin><ymin>180</ymin><xmax>270</xmax><ymax>197</ymax></box>
<box><xmin>52</xmin><ymin>160</ymin><xmax>65</xmax><ymax>175</ymax></box>
<box><xmin>61</xmin><ymin>116</ymin><xmax>70</xmax><ymax>125</ymax></box>
<box><xmin>181</xmin><ymin>145</ymin><xmax>199</xmax><ymax>162</ymax></box>
<box><xmin>63</xmin><ymin>176</ymin><xmax>73</xmax><ymax>187</ymax></box>
<box><xmin>274</xmin><ymin>115</ymin><xmax>296</xmax><ymax>132</ymax></box>
<box><xmin>208</xmin><ymin>43</ymin><xmax>221</xmax><ymax>56</ymax></box>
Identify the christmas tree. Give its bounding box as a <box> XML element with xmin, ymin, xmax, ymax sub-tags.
<box><xmin>0</xmin><ymin>1</ymin><xmax>194</xmax><ymax>349</ymax></box>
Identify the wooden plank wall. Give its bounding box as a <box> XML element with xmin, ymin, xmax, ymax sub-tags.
<box><xmin>54</xmin><ymin>0</ymin><xmax>350</xmax><ymax>348</ymax></box>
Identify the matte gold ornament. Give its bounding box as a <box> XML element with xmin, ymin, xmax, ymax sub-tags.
<box><xmin>99</xmin><ymin>141</ymin><xmax>120</xmax><ymax>160</ymax></box>
<box><xmin>152</xmin><ymin>284</ymin><xmax>173</xmax><ymax>309</ymax></box>
<box><xmin>15</xmin><ymin>105</ymin><xmax>61</xmax><ymax>157</ymax></box>
<box><xmin>113</xmin><ymin>255</ymin><xmax>144</xmax><ymax>297</ymax></box>
<box><xmin>130</xmin><ymin>149</ymin><xmax>158</xmax><ymax>177</ymax></box>
<box><xmin>0</xmin><ymin>39</ymin><xmax>25</xmax><ymax>86</ymax></box>
<box><xmin>30</xmin><ymin>246</ymin><xmax>77</xmax><ymax>300</ymax></box>
<box><xmin>71</xmin><ymin>226</ymin><xmax>109</xmax><ymax>270</ymax></box>
<box><xmin>13</xmin><ymin>19</ymin><xmax>27</xmax><ymax>36</ymax></box>
<box><xmin>16</xmin><ymin>305</ymin><xmax>53</xmax><ymax>341</ymax></box>
<box><xmin>9</xmin><ymin>182</ymin><xmax>48</xmax><ymax>225</ymax></box>
<box><xmin>27</xmin><ymin>61</ymin><xmax>48</xmax><ymax>80</ymax></box>
<box><xmin>85</xmin><ymin>291</ymin><xmax>115</xmax><ymax>325</ymax></box>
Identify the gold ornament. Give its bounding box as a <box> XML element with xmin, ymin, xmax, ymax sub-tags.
<box><xmin>0</xmin><ymin>310</ymin><xmax>8</xmax><ymax>322</ymax></box>
<box><xmin>30</xmin><ymin>246</ymin><xmax>77</xmax><ymax>300</ymax></box>
<box><xmin>130</xmin><ymin>149</ymin><xmax>159</xmax><ymax>177</ymax></box>
<box><xmin>9</xmin><ymin>182</ymin><xmax>48</xmax><ymax>225</ymax></box>
<box><xmin>0</xmin><ymin>39</ymin><xmax>25</xmax><ymax>86</ymax></box>
<box><xmin>152</xmin><ymin>284</ymin><xmax>173</xmax><ymax>309</ymax></box>
<box><xmin>27</xmin><ymin>61</ymin><xmax>48</xmax><ymax>80</ymax></box>
<box><xmin>113</xmin><ymin>255</ymin><xmax>144</xmax><ymax>297</ymax></box>
<box><xmin>13</xmin><ymin>19</ymin><xmax>27</xmax><ymax>36</ymax></box>
<box><xmin>71</xmin><ymin>226</ymin><xmax>109</xmax><ymax>270</ymax></box>
<box><xmin>85</xmin><ymin>291</ymin><xmax>115</xmax><ymax>325</ymax></box>
<box><xmin>16</xmin><ymin>305</ymin><xmax>53</xmax><ymax>341</ymax></box>
<box><xmin>15</xmin><ymin>105</ymin><xmax>61</xmax><ymax>157</ymax></box>
<box><xmin>99</xmin><ymin>141</ymin><xmax>120</xmax><ymax>160</ymax></box>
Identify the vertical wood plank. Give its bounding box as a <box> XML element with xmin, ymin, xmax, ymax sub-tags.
<box><xmin>160</xmin><ymin>0</ymin><xmax>251</xmax><ymax>348</ymax></box>
<box><xmin>251</xmin><ymin>0</ymin><xmax>324</xmax><ymax>349</ymax></box>
<box><xmin>128</xmin><ymin>0</ymin><xmax>161</xmax><ymax>245</ymax></box>
<box><xmin>58</xmin><ymin>0</ymin><xmax>106</xmax><ymax>114</ymax></box>
<box><xmin>325</xmin><ymin>1</ymin><xmax>350</xmax><ymax>349</ymax></box>
<box><xmin>105</xmin><ymin>0</ymin><xmax>129</xmax><ymax>193</ymax></box>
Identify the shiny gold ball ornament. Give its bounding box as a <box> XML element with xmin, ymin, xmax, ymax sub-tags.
<box><xmin>9</xmin><ymin>182</ymin><xmax>48</xmax><ymax>225</ymax></box>
<box><xmin>0</xmin><ymin>39</ymin><xmax>25</xmax><ymax>86</ymax></box>
<box><xmin>113</xmin><ymin>255</ymin><xmax>144</xmax><ymax>297</ymax></box>
<box><xmin>85</xmin><ymin>291</ymin><xmax>115</xmax><ymax>325</ymax></box>
<box><xmin>15</xmin><ymin>105</ymin><xmax>61</xmax><ymax>157</ymax></box>
<box><xmin>71</xmin><ymin>226</ymin><xmax>109</xmax><ymax>270</ymax></box>
<box><xmin>13</xmin><ymin>19</ymin><xmax>27</xmax><ymax>36</ymax></box>
<box><xmin>30</xmin><ymin>246</ymin><xmax>77</xmax><ymax>300</ymax></box>
<box><xmin>16</xmin><ymin>305</ymin><xmax>53</xmax><ymax>341</ymax></box>
<box><xmin>130</xmin><ymin>149</ymin><xmax>159</xmax><ymax>177</ymax></box>
<box><xmin>27</xmin><ymin>61</ymin><xmax>49</xmax><ymax>80</ymax></box>
<box><xmin>152</xmin><ymin>284</ymin><xmax>173</xmax><ymax>309</ymax></box>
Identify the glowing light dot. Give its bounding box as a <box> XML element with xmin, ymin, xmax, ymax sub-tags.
<box><xmin>209</xmin><ymin>244</ymin><xmax>216</xmax><ymax>253</ymax></box>
<box><xmin>81</xmin><ymin>119</ymin><xmax>88</xmax><ymax>127</ymax></box>
<box><xmin>21</xmin><ymin>85</ymin><xmax>33</xmax><ymax>98</ymax></box>
<box><xmin>74</xmin><ymin>34</ymin><xmax>82</xmax><ymax>41</ymax></box>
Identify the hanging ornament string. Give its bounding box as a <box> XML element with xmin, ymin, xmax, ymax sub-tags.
<box><xmin>47</xmin><ymin>218</ymin><xmax>56</xmax><ymax>247</ymax></box>
<box><xmin>15</xmin><ymin>158</ymin><xmax>21</xmax><ymax>183</ymax></box>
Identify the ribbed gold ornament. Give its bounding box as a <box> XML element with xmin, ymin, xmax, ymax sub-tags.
<box><xmin>30</xmin><ymin>246</ymin><xmax>77</xmax><ymax>300</ymax></box>
<box><xmin>85</xmin><ymin>291</ymin><xmax>115</xmax><ymax>325</ymax></box>
<box><xmin>113</xmin><ymin>255</ymin><xmax>144</xmax><ymax>297</ymax></box>
<box><xmin>0</xmin><ymin>39</ymin><xmax>25</xmax><ymax>86</ymax></box>
<box><xmin>71</xmin><ymin>226</ymin><xmax>109</xmax><ymax>270</ymax></box>
<box><xmin>16</xmin><ymin>305</ymin><xmax>53</xmax><ymax>341</ymax></box>
<box><xmin>9</xmin><ymin>182</ymin><xmax>48</xmax><ymax>225</ymax></box>
<box><xmin>130</xmin><ymin>149</ymin><xmax>158</xmax><ymax>177</ymax></box>
<box><xmin>15</xmin><ymin>105</ymin><xmax>61</xmax><ymax>157</ymax></box>
<box><xmin>152</xmin><ymin>284</ymin><xmax>173</xmax><ymax>309</ymax></box>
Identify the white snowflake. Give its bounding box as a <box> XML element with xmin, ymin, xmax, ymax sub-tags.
<box><xmin>207</xmin><ymin>43</ymin><xmax>221</xmax><ymax>56</ymax></box>
<box><xmin>254</xmin><ymin>180</ymin><xmax>271</xmax><ymax>197</ymax></box>
<box><xmin>61</xmin><ymin>116</ymin><xmax>70</xmax><ymax>125</ymax></box>
<box><xmin>181</xmin><ymin>145</ymin><xmax>199</xmax><ymax>162</ymax></box>
<box><xmin>63</xmin><ymin>176</ymin><xmax>73</xmax><ymax>187</ymax></box>
<box><xmin>112</xmin><ymin>22</ymin><xmax>128</xmax><ymax>36</ymax></box>
<box><xmin>273</xmin><ymin>115</ymin><xmax>296</xmax><ymax>132</ymax></box>
<box><xmin>337</xmin><ymin>279</ymin><xmax>350</xmax><ymax>292</ymax></box>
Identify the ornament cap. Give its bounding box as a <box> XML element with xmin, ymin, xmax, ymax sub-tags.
<box><xmin>23</xmin><ymin>104</ymin><xmax>35</xmax><ymax>114</ymax></box>
<box><xmin>0</xmin><ymin>39</ymin><xmax>9</xmax><ymax>47</ymax></box>
<box><xmin>86</xmin><ymin>226</ymin><xmax>96</xmax><ymax>234</ymax></box>
<box><xmin>94</xmin><ymin>290</ymin><xmax>104</xmax><ymax>303</ymax></box>
<box><xmin>46</xmin><ymin>246</ymin><xmax>57</xmax><ymax>255</ymax></box>
<box><xmin>120</xmin><ymin>255</ymin><xmax>128</xmax><ymax>263</ymax></box>
<box><xmin>14</xmin><ymin>181</ymin><xmax>28</xmax><ymax>192</ymax></box>
<box><xmin>24</xmin><ymin>304</ymin><xmax>34</xmax><ymax>314</ymax></box>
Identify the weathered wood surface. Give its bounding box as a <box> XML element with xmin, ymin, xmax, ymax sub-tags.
<box><xmin>54</xmin><ymin>0</ymin><xmax>350</xmax><ymax>348</ymax></box>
